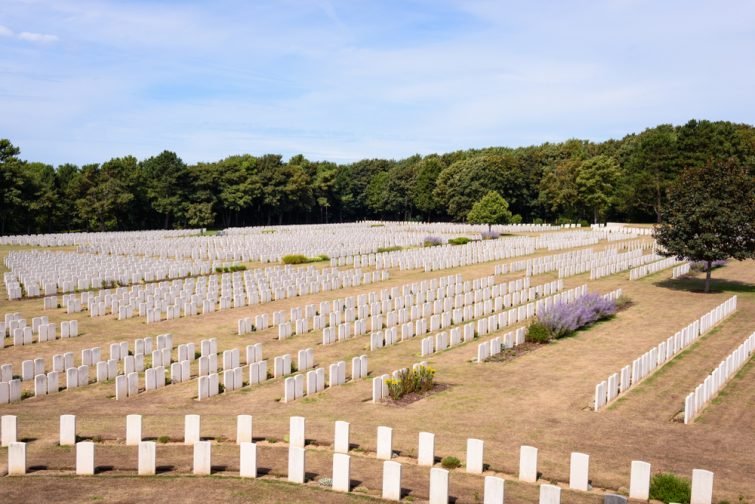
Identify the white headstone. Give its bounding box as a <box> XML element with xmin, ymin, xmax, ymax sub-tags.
<box><xmin>418</xmin><ymin>431</ymin><xmax>435</xmax><ymax>466</ymax></box>
<box><xmin>185</xmin><ymin>414</ymin><xmax>201</xmax><ymax>445</ymax></box>
<box><xmin>429</xmin><ymin>467</ymin><xmax>449</xmax><ymax>504</ymax></box>
<box><xmin>629</xmin><ymin>460</ymin><xmax>651</xmax><ymax>500</ymax></box>
<box><xmin>138</xmin><ymin>441</ymin><xmax>156</xmax><ymax>475</ymax></box>
<box><xmin>466</xmin><ymin>438</ymin><xmax>484</xmax><ymax>474</ymax></box>
<box><xmin>240</xmin><ymin>442</ymin><xmax>257</xmax><ymax>478</ymax></box>
<box><xmin>332</xmin><ymin>453</ymin><xmax>351</xmax><ymax>492</ymax></box>
<box><xmin>377</xmin><ymin>426</ymin><xmax>393</xmax><ymax>460</ymax></box>
<box><xmin>690</xmin><ymin>469</ymin><xmax>714</xmax><ymax>504</ymax></box>
<box><xmin>382</xmin><ymin>460</ymin><xmax>402</xmax><ymax>501</ymax></box>
<box><xmin>519</xmin><ymin>445</ymin><xmax>538</xmax><ymax>482</ymax></box>
<box><xmin>334</xmin><ymin>420</ymin><xmax>350</xmax><ymax>454</ymax></box>
<box><xmin>483</xmin><ymin>475</ymin><xmax>505</xmax><ymax>504</ymax></box>
<box><xmin>539</xmin><ymin>483</ymin><xmax>561</xmax><ymax>504</ymax></box>
<box><xmin>569</xmin><ymin>452</ymin><xmax>589</xmax><ymax>491</ymax></box>
<box><xmin>288</xmin><ymin>446</ymin><xmax>305</xmax><ymax>484</ymax></box>
<box><xmin>8</xmin><ymin>442</ymin><xmax>26</xmax><ymax>475</ymax></box>
<box><xmin>193</xmin><ymin>441</ymin><xmax>212</xmax><ymax>475</ymax></box>
<box><xmin>76</xmin><ymin>441</ymin><xmax>95</xmax><ymax>475</ymax></box>
<box><xmin>60</xmin><ymin>414</ymin><xmax>77</xmax><ymax>446</ymax></box>
<box><xmin>126</xmin><ymin>414</ymin><xmax>142</xmax><ymax>446</ymax></box>
<box><xmin>237</xmin><ymin>415</ymin><xmax>253</xmax><ymax>444</ymax></box>
<box><xmin>290</xmin><ymin>416</ymin><xmax>305</xmax><ymax>448</ymax></box>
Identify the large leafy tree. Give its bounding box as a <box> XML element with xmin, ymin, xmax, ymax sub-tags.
<box><xmin>655</xmin><ymin>159</ymin><xmax>755</xmax><ymax>292</ymax></box>
<box><xmin>140</xmin><ymin>151</ymin><xmax>191</xmax><ymax>228</ymax></box>
<box><xmin>0</xmin><ymin>139</ymin><xmax>24</xmax><ymax>234</ymax></box>
<box><xmin>467</xmin><ymin>191</ymin><xmax>513</xmax><ymax>230</ymax></box>
<box><xmin>576</xmin><ymin>155</ymin><xmax>622</xmax><ymax>223</ymax></box>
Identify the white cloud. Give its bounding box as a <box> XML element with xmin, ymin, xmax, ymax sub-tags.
<box><xmin>0</xmin><ymin>25</ymin><xmax>14</xmax><ymax>37</ymax></box>
<box><xmin>18</xmin><ymin>31</ymin><xmax>59</xmax><ymax>43</ymax></box>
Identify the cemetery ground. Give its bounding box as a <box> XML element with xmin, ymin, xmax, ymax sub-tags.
<box><xmin>0</xmin><ymin>239</ymin><xmax>753</xmax><ymax>503</ymax></box>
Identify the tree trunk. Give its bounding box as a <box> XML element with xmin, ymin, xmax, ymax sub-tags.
<box><xmin>593</xmin><ymin>207</ymin><xmax>599</xmax><ymax>224</ymax></box>
<box><xmin>487</xmin><ymin>223</ymin><xmax>492</xmax><ymax>232</ymax></box>
<box><xmin>705</xmin><ymin>260</ymin><xmax>712</xmax><ymax>293</ymax></box>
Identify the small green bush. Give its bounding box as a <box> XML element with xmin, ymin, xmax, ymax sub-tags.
<box><xmin>526</xmin><ymin>322</ymin><xmax>552</xmax><ymax>344</ymax></box>
<box><xmin>377</xmin><ymin>246</ymin><xmax>402</xmax><ymax>253</ymax></box>
<box><xmin>579</xmin><ymin>219</ymin><xmax>590</xmax><ymax>227</ymax></box>
<box><xmin>649</xmin><ymin>473</ymin><xmax>691</xmax><ymax>504</ymax></box>
<box><xmin>441</xmin><ymin>456</ymin><xmax>461</xmax><ymax>469</ymax></box>
<box><xmin>511</xmin><ymin>214</ymin><xmax>523</xmax><ymax>224</ymax></box>
<box><xmin>282</xmin><ymin>254</ymin><xmax>309</xmax><ymax>264</ymax></box>
<box><xmin>448</xmin><ymin>237</ymin><xmax>470</xmax><ymax>246</ymax></box>
<box><xmin>282</xmin><ymin>254</ymin><xmax>329</xmax><ymax>265</ymax></box>
<box><xmin>533</xmin><ymin>217</ymin><xmax>544</xmax><ymax>225</ymax></box>
<box><xmin>157</xmin><ymin>435</ymin><xmax>170</xmax><ymax>444</ymax></box>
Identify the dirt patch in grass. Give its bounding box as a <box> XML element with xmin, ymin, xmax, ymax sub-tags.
<box><xmin>484</xmin><ymin>342</ymin><xmax>541</xmax><ymax>363</ymax></box>
<box><xmin>380</xmin><ymin>383</ymin><xmax>451</xmax><ymax>407</ymax></box>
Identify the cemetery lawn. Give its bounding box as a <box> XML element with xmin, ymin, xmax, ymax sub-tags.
<box><xmin>1</xmin><ymin>241</ymin><xmax>753</xmax><ymax>502</ymax></box>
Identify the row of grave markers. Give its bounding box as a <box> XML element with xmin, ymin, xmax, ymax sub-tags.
<box><xmin>684</xmin><ymin>331</ymin><xmax>754</xmax><ymax>423</ymax></box>
<box><xmin>595</xmin><ymin>296</ymin><xmax>738</xmax><ymax>411</ymax></box>
<box><xmin>0</xmin><ymin>413</ymin><xmax>716</xmax><ymax>503</ymax></box>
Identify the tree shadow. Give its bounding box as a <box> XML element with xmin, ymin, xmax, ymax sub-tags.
<box><xmin>655</xmin><ymin>277</ymin><xmax>755</xmax><ymax>294</ymax></box>
<box><xmin>155</xmin><ymin>465</ymin><xmax>174</xmax><ymax>474</ymax></box>
<box><xmin>94</xmin><ymin>465</ymin><xmax>114</xmax><ymax>474</ymax></box>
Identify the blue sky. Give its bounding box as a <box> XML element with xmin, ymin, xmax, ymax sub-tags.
<box><xmin>1</xmin><ymin>0</ymin><xmax>754</xmax><ymax>165</ymax></box>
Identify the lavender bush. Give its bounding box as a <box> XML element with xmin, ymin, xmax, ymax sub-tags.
<box><xmin>480</xmin><ymin>230</ymin><xmax>501</xmax><ymax>240</ymax></box>
<box><xmin>530</xmin><ymin>292</ymin><xmax>617</xmax><ymax>341</ymax></box>
<box><xmin>423</xmin><ymin>235</ymin><xmax>444</xmax><ymax>247</ymax></box>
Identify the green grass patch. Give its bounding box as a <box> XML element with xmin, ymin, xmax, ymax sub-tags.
<box><xmin>282</xmin><ymin>254</ymin><xmax>330</xmax><ymax>265</ymax></box>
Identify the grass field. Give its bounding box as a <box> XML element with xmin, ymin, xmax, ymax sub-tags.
<box><xmin>0</xmin><ymin>239</ymin><xmax>753</xmax><ymax>503</ymax></box>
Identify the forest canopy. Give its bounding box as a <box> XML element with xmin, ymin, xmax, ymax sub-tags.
<box><xmin>1</xmin><ymin>119</ymin><xmax>753</xmax><ymax>234</ymax></box>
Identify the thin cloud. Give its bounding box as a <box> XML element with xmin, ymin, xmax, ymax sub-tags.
<box><xmin>18</xmin><ymin>31</ymin><xmax>59</xmax><ymax>43</ymax></box>
<box><xmin>0</xmin><ymin>25</ymin><xmax>14</xmax><ymax>37</ymax></box>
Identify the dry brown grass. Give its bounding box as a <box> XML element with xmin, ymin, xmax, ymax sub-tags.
<box><xmin>1</xmin><ymin>240</ymin><xmax>753</xmax><ymax>503</ymax></box>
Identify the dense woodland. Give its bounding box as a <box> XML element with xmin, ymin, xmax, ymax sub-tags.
<box><xmin>0</xmin><ymin>119</ymin><xmax>753</xmax><ymax>235</ymax></box>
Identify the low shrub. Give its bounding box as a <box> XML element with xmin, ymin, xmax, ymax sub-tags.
<box><xmin>537</xmin><ymin>292</ymin><xmax>616</xmax><ymax>340</ymax></box>
<box><xmin>157</xmin><ymin>435</ymin><xmax>170</xmax><ymax>444</ymax></box>
<box><xmin>441</xmin><ymin>456</ymin><xmax>461</xmax><ymax>469</ymax></box>
<box><xmin>511</xmin><ymin>214</ymin><xmax>523</xmax><ymax>224</ymax></box>
<box><xmin>649</xmin><ymin>472</ymin><xmax>691</xmax><ymax>504</ymax></box>
<box><xmin>377</xmin><ymin>246</ymin><xmax>402</xmax><ymax>253</ymax></box>
<box><xmin>423</xmin><ymin>235</ymin><xmax>444</xmax><ymax>247</ymax></box>
<box><xmin>480</xmin><ymin>230</ymin><xmax>500</xmax><ymax>240</ymax></box>
<box><xmin>384</xmin><ymin>365</ymin><xmax>435</xmax><ymax>400</ymax></box>
<box><xmin>282</xmin><ymin>254</ymin><xmax>309</xmax><ymax>264</ymax></box>
<box><xmin>448</xmin><ymin>237</ymin><xmax>470</xmax><ymax>245</ymax></box>
<box><xmin>526</xmin><ymin>322</ymin><xmax>552</xmax><ymax>344</ymax></box>
<box><xmin>282</xmin><ymin>254</ymin><xmax>329</xmax><ymax>265</ymax></box>
<box><xmin>533</xmin><ymin>217</ymin><xmax>544</xmax><ymax>225</ymax></box>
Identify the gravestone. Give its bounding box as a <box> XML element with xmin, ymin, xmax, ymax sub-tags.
<box><xmin>240</xmin><ymin>442</ymin><xmax>257</xmax><ymax>478</ymax></box>
<box><xmin>484</xmin><ymin>475</ymin><xmax>505</xmax><ymax>504</ymax></box>
<box><xmin>382</xmin><ymin>460</ymin><xmax>402</xmax><ymax>501</ymax></box>
<box><xmin>332</xmin><ymin>453</ymin><xmax>351</xmax><ymax>492</ymax></box>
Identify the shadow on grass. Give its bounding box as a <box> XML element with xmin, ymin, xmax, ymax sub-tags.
<box><xmin>654</xmin><ymin>277</ymin><xmax>755</xmax><ymax>294</ymax></box>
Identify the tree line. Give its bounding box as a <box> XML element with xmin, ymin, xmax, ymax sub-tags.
<box><xmin>1</xmin><ymin>119</ymin><xmax>753</xmax><ymax>235</ymax></box>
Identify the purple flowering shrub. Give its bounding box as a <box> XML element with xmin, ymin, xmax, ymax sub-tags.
<box><xmin>529</xmin><ymin>292</ymin><xmax>617</xmax><ymax>341</ymax></box>
<box><xmin>423</xmin><ymin>235</ymin><xmax>444</xmax><ymax>247</ymax></box>
<box><xmin>480</xmin><ymin>230</ymin><xmax>501</xmax><ymax>240</ymax></box>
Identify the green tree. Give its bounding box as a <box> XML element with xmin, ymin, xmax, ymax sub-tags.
<box><xmin>467</xmin><ymin>191</ymin><xmax>513</xmax><ymax>230</ymax></box>
<box><xmin>140</xmin><ymin>151</ymin><xmax>190</xmax><ymax>228</ymax></box>
<box><xmin>576</xmin><ymin>155</ymin><xmax>622</xmax><ymax>223</ymax></box>
<box><xmin>655</xmin><ymin>159</ymin><xmax>755</xmax><ymax>292</ymax></box>
<box><xmin>0</xmin><ymin>139</ymin><xmax>24</xmax><ymax>234</ymax></box>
